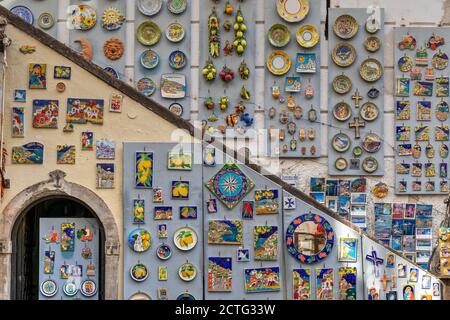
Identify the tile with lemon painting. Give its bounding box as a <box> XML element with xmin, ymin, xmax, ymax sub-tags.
<box><xmin>135</xmin><ymin>151</ymin><xmax>153</xmax><ymax>188</ymax></box>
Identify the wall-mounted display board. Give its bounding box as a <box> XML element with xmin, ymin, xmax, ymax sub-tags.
<box><xmin>123</xmin><ymin>142</ymin><xmax>203</xmax><ymax>301</ymax></box>
<box><xmin>264</xmin><ymin>0</ymin><xmax>322</xmax><ymax>158</ymax></box>
<box><xmin>203</xmin><ymin>144</ymin><xmax>284</xmax><ymax>299</ymax></box>
<box><xmin>198</xmin><ymin>0</ymin><xmax>256</xmax><ymax>138</ymax></box>
<box><xmin>327</xmin><ymin>8</ymin><xmax>385</xmax><ymax>176</ymax></box>
<box><xmin>134</xmin><ymin>1</ymin><xmax>191</xmax><ymax>120</ymax></box>
<box><xmin>394</xmin><ymin>28</ymin><xmax>450</xmax><ymax>195</ymax></box>
<box><xmin>39</xmin><ymin>218</ymin><xmax>100</xmax><ymax>300</ymax></box>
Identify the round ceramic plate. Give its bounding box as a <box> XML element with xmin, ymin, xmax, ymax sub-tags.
<box><xmin>364</xmin><ymin>36</ymin><xmax>381</xmax><ymax>52</ymax></box>
<box><xmin>138</xmin><ymin>0</ymin><xmax>163</xmax><ymax>16</ymax></box>
<box><xmin>353</xmin><ymin>146</ymin><xmax>363</xmax><ymax>157</ymax></box>
<box><xmin>268</xmin><ymin>24</ymin><xmax>291</xmax><ymax>48</ymax></box>
<box><xmin>40</xmin><ymin>279</ymin><xmax>58</xmax><ymax>297</ymax></box>
<box><xmin>333</xmin><ymin>101</ymin><xmax>352</xmax><ymax>121</ymax></box>
<box><xmin>359</xmin><ymin>102</ymin><xmax>379</xmax><ymax>122</ymax></box>
<box><xmin>168</xmin><ymin>50</ymin><xmax>187</xmax><ymax>70</ymax></box>
<box><xmin>140</xmin><ymin>49</ymin><xmax>160</xmax><ymax>69</ymax></box>
<box><xmin>136</xmin><ymin>77</ymin><xmax>157</xmax><ymax>97</ymax></box>
<box><xmin>156</xmin><ymin>244</ymin><xmax>173</xmax><ymax>260</ymax></box>
<box><xmin>362</xmin><ymin>156</ymin><xmax>378</xmax><ymax>173</ymax></box>
<box><xmin>129</xmin><ymin>292</ymin><xmax>152</xmax><ymax>300</ymax></box>
<box><xmin>332</xmin><ymin>42</ymin><xmax>356</xmax><ymax>67</ymax></box>
<box><xmin>267</xmin><ymin>51</ymin><xmax>291</xmax><ymax>75</ymax></box>
<box><xmin>38</xmin><ymin>13</ymin><xmax>54</xmax><ymax>30</ymax></box>
<box><xmin>335</xmin><ymin>157</ymin><xmax>348</xmax><ymax>171</ymax></box>
<box><xmin>332</xmin><ymin>74</ymin><xmax>352</xmax><ymax>94</ymax></box>
<box><xmin>69</xmin><ymin>4</ymin><xmax>97</xmax><ymax>31</ymax></box>
<box><xmin>333</xmin><ymin>14</ymin><xmax>358</xmax><ymax>39</ymax></box>
<box><xmin>178</xmin><ymin>262</ymin><xmax>197</xmax><ymax>282</ymax></box>
<box><xmin>276</xmin><ymin>0</ymin><xmax>310</xmax><ymax>23</ymax></box>
<box><xmin>332</xmin><ymin>132</ymin><xmax>351</xmax><ymax>152</ymax></box>
<box><xmin>173</xmin><ymin>227</ymin><xmax>198</xmax><ymax>251</ymax></box>
<box><xmin>127</xmin><ymin>228</ymin><xmax>152</xmax><ymax>252</ymax></box>
<box><xmin>167</xmin><ymin>0</ymin><xmax>187</xmax><ymax>15</ymax></box>
<box><xmin>80</xmin><ymin>280</ymin><xmax>97</xmax><ymax>297</ymax></box>
<box><xmin>169</xmin><ymin>102</ymin><xmax>184</xmax><ymax>116</ymax></box>
<box><xmin>166</xmin><ymin>22</ymin><xmax>185</xmax><ymax>42</ymax></box>
<box><xmin>366</xmin><ymin>18</ymin><xmax>381</xmax><ymax>34</ymax></box>
<box><xmin>398</xmin><ymin>56</ymin><xmax>413</xmax><ymax>72</ymax></box>
<box><xmin>10</xmin><ymin>6</ymin><xmax>34</xmax><ymax>25</ymax></box>
<box><xmin>130</xmin><ymin>263</ymin><xmax>149</xmax><ymax>282</ymax></box>
<box><xmin>360</xmin><ymin>58</ymin><xmax>383</xmax><ymax>82</ymax></box>
<box><xmin>373</xmin><ymin>182</ymin><xmax>389</xmax><ymax>198</ymax></box>
<box><xmin>104</xmin><ymin>66</ymin><xmax>120</xmax><ymax>79</ymax></box>
<box><xmin>63</xmin><ymin>281</ymin><xmax>78</xmax><ymax>297</ymax></box>
<box><xmin>177</xmin><ymin>292</ymin><xmax>195</xmax><ymax>300</ymax></box>
<box><xmin>136</xmin><ymin>21</ymin><xmax>161</xmax><ymax>46</ymax></box>
<box><xmin>362</xmin><ymin>133</ymin><xmax>382</xmax><ymax>153</ymax></box>
<box><xmin>296</xmin><ymin>24</ymin><xmax>319</xmax><ymax>48</ymax></box>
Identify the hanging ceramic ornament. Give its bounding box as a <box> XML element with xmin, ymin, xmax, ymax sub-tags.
<box><xmin>440</xmin><ymin>144</ymin><xmax>449</xmax><ymax>158</ymax></box>
<box><xmin>427</xmin><ymin>34</ymin><xmax>445</xmax><ymax>50</ymax></box>
<box><xmin>272</xmin><ymin>82</ymin><xmax>280</xmax><ymax>99</ymax></box>
<box><xmin>290</xmin><ymin>139</ymin><xmax>297</xmax><ymax>151</ymax></box>
<box><xmin>239</xmin><ymin>60</ymin><xmax>250</xmax><ymax>80</ymax></box>
<box><xmin>286</xmin><ymin>95</ymin><xmax>297</xmax><ymax>111</ymax></box>
<box><xmin>398</xmin><ymin>55</ymin><xmax>413</xmax><ymax>72</ymax></box>
<box><xmin>425</xmin><ymin>67</ymin><xmax>436</xmax><ymax>81</ymax></box>
<box><xmin>332</xmin><ymin>74</ymin><xmax>352</xmax><ymax>94</ymax></box>
<box><xmin>308</xmin><ymin>128</ymin><xmax>315</xmax><ymax>140</ymax></box>
<box><xmin>101</xmin><ymin>7</ymin><xmax>125</xmax><ymax>31</ymax></box>
<box><xmin>415</xmin><ymin>47</ymin><xmax>428</xmax><ymax>66</ymax></box>
<box><xmin>432</xmin><ymin>50</ymin><xmax>449</xmax><ymax>70</ymax></box>
<box><xmin>398</xmin><ymin>35</ymin><xmax>417</xmax><ymax>50</ymax></box>
<box><xmin>233</xmin><ymin>7</ymin><xmax>247</xmax><ymax>56</ymax></box>
<box><xmin>296</xmin><ymin>25</ymin><xmax>319</xmax><ymax>48</ymax></box>
<box><xmin>219</xmin><ymin>95</ymin><xmax>229</xmax><ymax>111</ymax></box>
<box><xmin>333</xmin><ymin>101</ymin><xmax>352</xmax><ymax>122</ymax></box>
<box><xmin>156</xmin><ymin>244</ymin><xmax>173</xmax><ymax>260</ymax></box>
<box><xmin>287</xmin><ymin>122</ymin><xmax>296</xmax><ymax>135</ymax></box>
<box><xmin>335</xmin><ymin>157</ymin><xmax>348</xmax><ymax>171</ymax></box>
<box><xmin>82</xmin><ymin>246</ymin><xmax>92</xmax><ymax>259</ymax></box>
<box><xmin>368</xmin><ymin>88</ymin><xmax>380</xmax><ymax>99</ymax></box>
<box><xmin>412</xmin><ymin>143</ymin><xmax>421</xmax><ymax>159</ymax></box>
<box><xmin>362</xmin><ymin>156</ymin><xmax>378</xmax><ymax>173</ymax></box>
<box><xmin>63</xmin><ymin>280</ymin><xmax>78</xmax><ymax>297</ymax></box>
<box><xmin>202</xmin><ymin>59</ymin><xmax>217</xmax><ymax>81</ymax></box>
<box><xmin>268</xmin><ymin>107</ymin><xmax>276</xmax><ymax>119</ymax></box>
<box><xmin>86</xmin><ymin>262</ymin><xmax>96</xmax><ymax>277</ymax></box>
<box><xmin>308</xmin><ymin>105</ymin><xmax>317</xmax><ymax>122</ymax></box>
<box><xmin>178</xmin><ymin>262</ymin><xmax>197</xmax><ymax>282</ymax></box>
<box><xmin>332</xmin><ymin>133</ymin><xmax>351</xmax><ymax>153</ymax></box>
<box><xmin>283</xmin><ymin>144</ymin><xmax>289</xmax><ymax>153</ymax></box>
<box><xmin>224</xmin><ymin>1</ymin><xmax>234</xmax><ymax>15</ymax></box>
<box><xmin>426</xmin><ymin>143</ymin><xmax>435</xmax><ymax>158</ymax></box>
<box><xmin>373</xmin><ymin>182</ymin><xmax>389</xmax><ymax>198</ymax></box>
<box><xmin>208</xmin><ymin>8</ymin><xmax>220</xmax><ymax>58</ymax></box>
<box><xmin>294</xmin><ymin>106</ymin><xmax>303</xmax><ymax>120</ymax></box>
<box><xmin>204</xmin><ymin>94</ymin><xmax>215</xmax><ymax>110</ymax></box>
<box><xmin>166</xmin><ymin>22</ymin><xmax>186</xmax><ymax>43</ymax></box>
<box><xmin>80</xmin><ymin>280</ymin><xmax>97</xmax><ymax>297</ymax></box>
<box><xmin>436</xmin><ymin>100</ymin><xmax>449</xmax><ymax>121</ymax></box>
<box><xmin>333</xmin><ymin>14</ymin><xmax>359</xmax><ymax>39</ymax></box>
<box><xmin>279</xmin><ymin>109</ymin><xmax>289</xmax><ymax>125</ymax></box>
<box><xmin>364</xmin><ymin>36</ymin><xmax>381</xmax><ymax>52</ymax></box>
<box><xmin>40</xmin><ymin>279</ymin><xmax>58</xmax><ymax>297</ymax></box>
<box><xmin>410</xmin><ymin>67</ymin><xmax>422</xmax><ymax>80</ymax></box>
<box><xmin>167</xmin><ymin>0</ymin><xmax>187</xmax><ymax>15</ymax></box>
<box><xmin>298</xmin><ymin>128</ymin><xmax>306</xmax><ymax>142</ymax></box>
<box><xmin>305</xmin><ymin>84</ymin><xmax>314</xmax><ymax>99</ymax></box>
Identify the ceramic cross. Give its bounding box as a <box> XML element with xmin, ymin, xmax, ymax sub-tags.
<box><xmin>352</xmin><ymin>90</ymin><xmax>363</xmax><ymax>108</ymax></box>
<box><xmin>380</xmin><ymin>271</ymin><xmax>392</xmax><ymax>292</ymax></box>
<box><xmin>349</xmin><ymin>117</ymin><xmax>366</xmax><ymax>139</ymax></box>
<box><xmin>366</xmin><ymin>250</ymin><xmax>384</xmax><ymax>277</ymax></box>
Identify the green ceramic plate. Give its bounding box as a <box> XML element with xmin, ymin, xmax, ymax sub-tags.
<box><xmin>268</xmin><ymin>24</ymin><xmax>291</xmax><ymax>48</ymax></box>
<box><xmin>136</xmin><ymin>21</ymin><xmax>161</xmax><ymax>46</ymax></box>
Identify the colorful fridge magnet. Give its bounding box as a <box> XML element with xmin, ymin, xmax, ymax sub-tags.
<box><xmin>436</xmin><ymin>77</ymin><xmax>449</xmax><ymax>97</ymax></box>
<box><xmin>436</xmin><ymin>101</ymin><xmax>449</xmax><ymax>121</ymax></box>
<box><xmin>397</xmin><ymin>263</ymin><xmax>407</xmax><ymax>278</ymax></box>
<box><xmin>338</xmin><ymin>238</ymin><xmax>357</xmax><ymax>262</ymax></box>
<box><xmin>135</xmin><ymin>151</ymin><xmax>153</xmax><ymax>188</ymax></box>
<box><xmin>96</xmin><ymin>163</ymin><xmax>114</xmax><ymax>189</ymax></box>
<box><xmin>417</xmin><ymin>101</ymin><xmax>431</xmax><ymax>120</ymax></box>
<box><xmin>414</xmin><ymin>125</ymin><xmax>430</xmax><ymax>141</ymax></box>
<box><xmin>396</xmin><ymin>125</ymin><xmax>410</xmax><ymax>141</ymax></box>
<box><xmin>81</xmin><ymin>132</ymin><xmax>94</xmax><ymax>151</ymax></box>
<box><xmin>398</xmin><ymin>35</ymin><xmax>416</xmax><ymax>50</ymax></box>
<box><xmin>398</xmin><ymin>55</ymin><xmax>413</xmax><ymax>72</ymax></box>
<box><xmin>60</xmin><ymin>264</ymin><xmax>71</xmax><ymax>279</ymax></box>
<box><xmin>77</xmin><ymin>227</ymin><xmax>93</xmax><ymax>242</ymax></box>
<box><xmin>178</xmin><ymin>262</ymin><xmax>197</xmax><ymax>282</ymax></box>
<box><xmin>254</xmin><ymin>189</ymin><xmax>279</xmax><ymax>214</ymax></box>
<box><xmin>171</xmin><ymin>180</ymin><xmax>189</xmax><ymax>199</ymax></box>
<box><xmin>54</xmin><ymin>66</ymin><xmax>71</xmax><ymax>79</ymax></box>
<box><xmin>29</xmin><ymin>63</ymin><xmax>47</xmax><ymax>89</ymax></box>
<box><xmin>61</xmin><ymin>223</ymin><xmax>75</xmax><ymax>252</ymax></box>
<box><xmin>12</xmin><ymin>106</ymin><xmax>25</xmax><ymax>138</ymax></box>
<box><xmin>206</xmin><ymin>198</ymin><xmax>218</xmax><ymax>214</ymax></box>
<box><xmin>296</xmin><ymin>53</ymin><xmax>316</xmax><ymax>73</ymax></box>
<box><xmin>66</xmin><ymin>98</ymin><xmax>104</xmax><ymax>124</ymax></box>
<box><xmin>96</xmin><ymin>139</ymin><xmax>115</xmax><ymax>159</ymax></box>
<box><xmin>293</xmin><ymin>269</ymin><xmax>311</xmax><ymax>300</ymax></box>
<box><xmin>436</xmin><ymin>125</ymin><xmax>449</xmax><ymax>141</ymax></box>
<box><xmin>283</xmin><ymin>196</ymin><xmax>296</xmax><ymax>210</ymax></box>
<box><xmin>80</xmin><ymin>280</ymin><xmax>97</xmax><ymax>297</ymax></box>
<box><xmin>254</xmin><ymin>226</ymin><xmax>278</xmax><ymax>261</ymax></box>
<box><xmin>32</xmin><ymin>100</ymin><xmax>59</xmax><ymax>128</ymax></box>
<box><xmin>396</xmin><ymin>78</ymin><xmax>410</xmax><ymax>97</ymax></box>
<box><xmin>203</xmin><ymin>146</ymin><xmax>216</xmax><ymax>166</ymax></box>
<box><xmin>127</xmin><ymin>228</ymin><xmax>151</xmax><ymax>252</ymax></box>
<box><xmin>156</xmin><ymin>244</ymin><xmax>173</xmax><ymax>261</ymax></box>
<box><xmin>43</xmin><ymin>250</ymin><xmax>55</xmax><ymax>274</ymax></box>
<box><xmin>43</xmin><ymin>228</ymin><xmax>59</xmax><ymax>244</ymax></box>
<box><xmin>316</xmin><ymin>268</ymin><xmax>334</xmax><ymax>300</ymax></box>
<box><xmin>12</xmin><ymin>142</ymin><xmax>44</xmax><ymax>164</ymax></box>
<box><xmin>432</xmin><ymin>50</ymin><xmax>449</xmax><ymax>70</ymax></box>
<box><xmin>285</xmin><ymin>76</ymin><xmax>301</xmax><ymax>92</ymax></box>
<box><xmin>167</xmin><ymin>151</ymin><xmax>192</xmax><ymax>171</ymax></box>
<box><xmin>158</xmin><ymin>224</ymin><xmax>168</xmax><ymax>239</ymax></box>
<box><xmin>208</xmin><ymin>220</ymin><xmax>242</xmax><ymax>245</ymax></box>
<box><xmin>133</xmin><ymin>199</ymin><xmax>145</xmax><ymax>224</ymax></box>
<box><xmin>244</xmin><ymin>267</ymin><xmax>281</xmax><ymax>293</ymax></box>
<box><xmin>154</xmin><ymin>206</ymin><xmax>173</xmax><ymax>220</ymax></box>
<box><xmin>13</xmin><ymin>89</ymin><xmax>26</xmax><ymax>102</ymax></box>
<box><xmin>40</xmin><ymin>279</ymin><xmax>58</xmax><ymax>297</ymax></box>
<box><xmin>157</xmin><ymin>288</ymin><xmax>168</xmax><ymax>300</ymax></box>
<box><xmin>173</xmin><ymin>226</ymin><xmax>198</xmax><ymax>251</ymax></box>
<box><xmin>242</xmin><ymin>201</ymin><xmax>254</xmax><ymax>219</ymax></box>
<box><xmin>150</xmin><ymin>188</ymin><xmax>162</xmax><ymax>203</ymax></box>
<box><xmin>81</xmin><ymin>246</ymin><xmax>92</xmax><ymax>259</ymax></box>
<box><xmin>413</xmin><ymin>81</ymin><xmax>433</xmax><ymax>96</ymax></box>
<box><xmin>339</xmin><ymin>267</ymin><xmax>357</xmax><ymax>300</ymax></box>
<box><xmin>237</xmin><ymin>248</ymin><xmax>250</xmax><ymax>262</ymax></box>
<box><xmin>109</xmin><ymin>93</ymin><xmax>123</xmax><ymax>113</ymax></box>
<box><xmin>208</xmin><ymin>257</ymin><xmax>232</xmax><ymax>292</ymax></box>
<box><xmin>396</xmin><ymin>100</ymin><xmax>410</xmax><ymax>120</ymax></box>
<box><xmin>403</xmin><ymin>284</ymin><xmax>415</xmax><ymax>300</ymax></box>
<box><xmin>180</xmin><ymin>206</ymin><xmax>197</xmax><ymax>219</ymax></box>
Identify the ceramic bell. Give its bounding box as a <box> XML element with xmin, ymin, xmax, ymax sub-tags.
<box><xmin>290</xmin><ymin>139</ymin><xmax>297</xmax><ymax>151</ymax></box>
<box><xmin>308</xmin><ymin>105</ymin><xmax>318</xmax><ymax>122</ymax></box>
<box><xmin>287</xmin><ymin>95</ymin><xmax>296</xmax><ymax>111</ymax></box>
<box><xmin>298</xmin><ymin>128</ymin><xmax>306</xmax><ymax>142</ymax></box>
<box><xmin>294</xmin><ymin>106</ymin><xmax>303</xmax><ymax>120</ymax></box>
<box><xmin>272</xmin><ymin>83</ymin><xmax>280</xmax><ymax>99</ymax></box>
<box><xmin>305</xmin><ymin>84</ymin><xmax>314</xmax><ymax>99</ymax></box>
<box><xmin>308</xmin><ymin>128</ymin><xmax>315</xmax><ymax>140</ymax></box>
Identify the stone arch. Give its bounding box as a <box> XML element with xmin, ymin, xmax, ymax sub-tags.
<box><xmin>0</xmin><ymin>170</ymin><xmax>120</xmax><ymax>300</ymax></box>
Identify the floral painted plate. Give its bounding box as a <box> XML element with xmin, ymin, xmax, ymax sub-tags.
<box><xmin>168</xmin><ymin>0</ymin><xmax>187</xmax><ymax>14</ymax></box>
<box><xmin>360</xmin><ymin>58</ymin><xmax>383</xmax><ymax>82</ymax></box>
<box><xmin>138</xmin><ymin>0</ymin><xmax>163</xmax><ymax>16</ymax></box>
<box><xmin>268</xmin><ymin>24</ymin><xmax>291</xmax><ymax>48</ymax></box>
<box><xmin>362</xmin><ymin>156</ymin><xmax>378</xmax><ymax>173</ymax></box>
<box><xmin>296</xmin><ymin>25</ymin><xmax>319</xmax><ymax>48</ymax></box>
<box><xmin>362</xmin><ymin>133</ymin><xmax>382</xmax><ymax>153</ymax></box>
<box><xmin>10</xmin><ymin>5</ymin><xmax>34</xmax><ymax>25</ymax></box>
<box><xmin>136</xmin><ymin>21</ymin><xmax>161</xmax><ymax>46</ymax></box>
<box><xmin>359</xmin><ymin>102</ymin><xmax>379</xmax><ymax>122</ymax></box>
<box><xmin>178</xmin><ymin>262</ymin><xmax>197</xmax><ymax>282</ymax></box>
<box><xmin>169</xmin><ymin>102</ymin><xmax>184</xmax><ymax>116</ymax></box>
<box><xmin>140</xmin><ymin>49</ymin><xmax>160</xmax><ymax>69</ymax></box>
<box><xmin>130</xmin><ymin>263</ymin><xmax>149</xmax><ymax>282</ymax></box>
<box><xmin>69</xmin><ymin>4</ymin><xmax>97</xmax><ymax>31</ymax></box>
<box><xmin>332</xmin><ymin>74</ymin><xmax>352</xmax><ymax>94</ymax></box>
<box><xmin>267</xmin><ymin>51</ymin><xmax>291</xmax><ymax>75</ymax></box>
<box><xmin>364</xmin><ymin>36</ymin><xmax>381</xmax><ymax>52</ymax></box>
<box><xmin>127</xmin><ymin>228</ymin><xmax>152</xmax><ymax>252</ymax></box>
<box><xmin>335</xmin><ymin>157</ymin><xmax>348</xmax><ymax>171</ymax></box>
<box><xmin>332</xmin><ymin>132</ymin><xmax>351</xmax><ymax>153</ymax></box>
<box><xmin>63</xmin><ymin>281</ymin><xmax>78</xmax><ymax>297</ymax></box>
<box><xmin>129</xmin><ymin>292</ymin><xmax>152</xmax><ymax>300</ymax></box>
<box><xmin>333</xmin><ymin>101</ymin><xmax>352</xmax><ymax>121</ymax></box>
<box><xmin>38</xmin><ymin>13</ymin><xmax>54</xmax><ymax>30</ymax></box>
<box><xmin>332</xmin><ymin>42</ymin><xmax>356</xmax><ymax>67</ymax></box>
<box><xmin>136</xmin><ymin>77</ymin><xmax>157</xmax><ymax>97</ymax></box>
<box><xmin>166</xmin><ymin>22</ymin><xmax>185</xmax><ymax>43</ymax></box>
<box><xmin>276</xmin><ymin>0</ymin><xmax>310</xmax><ymax>23</ymax></box>
<box><xmin>81</xmin><ymin>280</ymin><xmax>97</xmax><ymax>297</ymax></box>
<box><xmin>156</xmin><ymin>244</ymin><xmax>173</xmax><ymax>260</ymax></box>
<box><xmin>333</xmin><ymin>14</ymin><xmax>359</xmax><ymax>39</ymax></box>
<box><xmin>40</xmin><ymin>279</ymin><xmax>58</xmax><ymax>297</ymax></box>
<box><xmin>168</xmin><ymin>50</ymin><xmax>187</xmax><ymax>70</ymax></box>
<box><xmin>173</xmin><ymin>226</ymin><xmax>197</xmax><ymax>251</ymax></box>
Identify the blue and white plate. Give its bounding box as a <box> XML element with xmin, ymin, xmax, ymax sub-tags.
<box><xmin>140</xmin><ymin>49</ymin><xmax>160</xmax><ymax>69</ymax></box>
<box><xmin>10</xmin><ymin>6</ymin><xmax>34</xmax><ymax>25</ymax></box>
<box><xmin>168</xmin><ymin>50</ymin><xmax>187</xmax><ymax>70</ymax></box>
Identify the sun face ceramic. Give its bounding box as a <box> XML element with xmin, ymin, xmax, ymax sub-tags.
<box><xmin>101</xmin><ymin>7</ymin><xmax>125</xmax><ymax>31</ymax></box>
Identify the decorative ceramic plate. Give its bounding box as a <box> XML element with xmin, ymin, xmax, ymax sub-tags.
<box><xmin>129</xmin><ymin>292</ymin><xmax>152</xmax><ymax>300</ymax></box>
<box><xmin>156</xmin><ymin>244</ymin><xmax>173</xmax><ymax>260</ymax></box>
<box><xmin>332</xmin><ymin>74</ymin><xmax>352</xmax><ymax>94</ymax></box>
<box><xmin>364</xmin><ymin>36</ymin><xmax>381</xmax><ymax>52</ymax></box>
<box><xmin>335</xmin><ymin>157</ymin><xmax>348</xmax><ymax>171</ymax></box>
<box><xmin>276</xmin><ymin>0</ymin><xmax>310</xmax><ymax>23</ymax></box>
<box><xmin>138</xmin><ymin>0</ymin><xmax>163</xmax><ymax>16</ymax></box>
<box><xmin>268</xmin><ymin>24</ymin><xmax>291</xmax><ymax>48</ymax></box>
<box><xmin>69</xmin><ymin>4</ymin><xmax>97</xmax><ymax>31</ymax></box>
<box><xmin>130</xmin><ymin>263</ymin><xmax>149</xmax><ymax>282</ymax></box>
<box><xmin>267</xmin><ymin>51</ymin><xmax>291</xmax><ymax>75</ymax></box>
<box><xmin>362</xmin><ymin>156</ymin><xmax>378</xmax><ymax>173</ymax></box>
<box><xmin>167</xmin><ymin>0</ymin><xmax>187</xmax><ymax>15</ymax></box>
<box><xmin>362</xmin><ymin>133</ymin><xmax>382</xmax><ymax>153</ymax></box>
<box><xmin>63</xmin><ymin>281</ymin><xmax>78</xmax><ymax>297</ymax></box>
<box><xmin>127</xmin><ymin>228</ymin><xmax>152</xmax><ymax>252</ymax></box>
<box><xmin>359</xmin><ymin>102</ymin><xmax>379</xmax><ymax>122</ymax></box>
<box><xmin>38</xmin><ymin>13</ymin><xmax>54</xmax><ymax>30</ymax></box>
<box><xmin>173</xmin><ymin>227</ymin><xmax>198</xmax><ymax>251</ymax></box>
<box><xmin>178</xmin><ymin>262</ymin><xmax>197</xmax><ymax>282</ymax></box>
<box><xmin>10</xmin><ymin>6</ymin><xmax>34</xmax><ymax>25</ymax></box>
<box><xmin>140</xmin><ymin>49</ymin><xmax>160</xmax><ymax>69</ymax></box>
<box><xmin>365</xmin><ymin>18</ymin><xmax>381</xmax><ymax>34</ymax></box>
<box><xmin>359</xmin><ymin>58</ymin><xmax>383</xmax><ymax>82</ymax></box>
<box><xmin>398</xmin><ymin>56</ymin><xmax>413</xmax><ymax>72</ymax></box>
<box><xmin>176</xmin><ymin>292</ymin><xmax>195</xmax><ymax>300</ymax></box>
<box><xmin>137</xmin><ymin>21</ymin><xmax>161</xmax><ymax>46</ymax></box>
<box><xmin>333</xmin><ymin>101</ymin><xmax>352</xmax><ymax>121</ymax></box>
<box><xmin>80</xmin><ymin>280</ymin><xmax>97</xmax><ymax>297</ymax></box>
<box><xmin>333</xmin><ymin>14</ymin><xmax>358</xmax><ymax>39</ymax></box>
<box><xmin>332</xmin><ymin>132</ymin><xmax>351</xmax><ymax>153</ymax></box>
<box><xmin>104</xmin><ymin>66</ymin><xmax>120</xmax><ymax>79</ymax></box>
<box><xmin>136</xmin><ymin>77</ymin><xmax>157</xmax><ymax>97</ymax></box>
<box><xmin>166</xmin><ymin>22</ymin><xmax>185</xmax><ymax>42</ymax></box>
<box><xmin>373</xmin><ymin>182</ymin><xmax>389</xmax><ymax>198</ymax></box>
<box><xmin>296</xmin><ymin>25</ymin><xmax>319</xmax><ymax>48</ymax></box>
<box><xmin>332</xmin><ymin>42</ymin><xmax>356</xmax><ymax>67</ymax></box>
<box><xmin>353</xmin><ymin>146</ymin><xmax>363</xmax><ymax>157</ymax></box>
<box><xmin>168</xmin><ymin>50</ymin><xmax>187</xmax><ymax>70</ymax></box>
<box><xmin>102</xmin><ymin>7</ymin><xmax>125</xmax><ymax>31</ymax></box>
<box><xmin>169</xmin><ymin>102</ymin><xmax>184</xmax><ymax>116</ymax></box>
<box><xmin>160</xmin><ymin>73</ymin><xmax>186</xmax><ymax>99</ymax></box>
<box><xmin>40</xmin><ymin>279</ymin><xmax>58</xmax><ymax>297</ymax></box>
